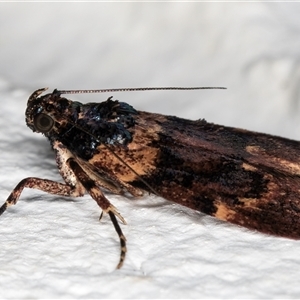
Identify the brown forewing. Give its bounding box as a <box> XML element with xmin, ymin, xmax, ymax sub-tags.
<box><xmin>88</xmin><ymin>110</ymin><xmax>300</xmax><ymax>239</ymax></box>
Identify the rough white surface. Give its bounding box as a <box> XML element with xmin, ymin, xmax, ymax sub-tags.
<box><xmin>1</xmin><ymin>2</ymin><xmax>300</xmax><ymax>299</ymax></box>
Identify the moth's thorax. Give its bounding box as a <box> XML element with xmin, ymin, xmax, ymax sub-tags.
<box><xmin>25</xmin><ymin>88</ymin><xmax>138</xmax><ymax>160</ymax></box>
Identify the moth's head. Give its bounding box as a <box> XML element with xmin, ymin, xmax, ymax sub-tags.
<box><xmin>25</xmin><ymin>88</ymin><xmax>74</xmax><ymax>136</ymax></box>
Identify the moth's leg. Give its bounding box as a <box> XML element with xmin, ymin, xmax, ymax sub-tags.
<box><xmin>69</xmin><ymin>158</ymin><xmax>127</xmax><ymax>269</ymax></box>
<box><xmin>0</xmin><ymin>177</ymin><xmax>85</xmax><ymax>216</ymax></box>
<box><xmin>0</xmin><ymin>139</ymin><xmax>86</xmax><ymax>216</ymax></box>
<box><xmin>79</xmin><ymin>158</ymin><xmax>144</xmax><ymax>197</ymax></box>
<box><xmin>96</xmin><ymin>174</ymin><xmax>144</xmax><ymax>198</ymax></box>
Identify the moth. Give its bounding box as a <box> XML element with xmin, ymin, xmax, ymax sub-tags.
<box><xmin>1</xmin><ymin>86</ymin><xmax>300</xmax><ymax>269</ymax></box>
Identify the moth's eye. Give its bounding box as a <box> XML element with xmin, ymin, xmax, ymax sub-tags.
<box><xmin>34</xmin><ymin>113</ymin><xmax>54</xmax><ymax>133</ymax></box>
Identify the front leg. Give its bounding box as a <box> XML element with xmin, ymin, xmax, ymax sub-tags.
<box><xmin>0</xmin><ymin>176</ymin><xmax>84</xmax><ymax>215</ymax></box>
<box><xmin>0</xmin><ymin>139</ymin><xmax>86</xmax><ymax>215</ymax></box>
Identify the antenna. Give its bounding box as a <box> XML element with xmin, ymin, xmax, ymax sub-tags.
<box><xmin>56</xmin><ymin>86</ymin><xmax>226</xmax><ymax>95</ymax></box>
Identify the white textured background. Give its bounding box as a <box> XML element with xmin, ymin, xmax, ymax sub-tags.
<box><xmin>1</xmin><ymin>2</ymin><xmax>300</xmax><ymax>299</ymax></box>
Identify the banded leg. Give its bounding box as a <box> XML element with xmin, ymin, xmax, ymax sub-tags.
<box><xmin>69</xmin><ymin>159</ymin><xmax>127</xmax><ymax>269</ymax></box>
<box><xmin>0</xmin><ymin>177</ymin><xmax>85</xmax><ymax>216</ymax></box>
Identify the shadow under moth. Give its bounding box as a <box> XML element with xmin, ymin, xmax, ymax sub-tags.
<box><xmin>1</xmin><ymin>86</ymin><xmax>300</xmax><ymax>268</ymax></box>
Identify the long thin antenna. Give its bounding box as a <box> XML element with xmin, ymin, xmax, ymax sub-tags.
<box><xmin>56</xmin><ymin>86</ymin><xmax>226</xmax><ymax>95</ymax></box>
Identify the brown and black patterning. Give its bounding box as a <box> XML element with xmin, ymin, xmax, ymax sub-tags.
<box><xmin>1</xmin><ymin>87</ymin><xmax>300</xmax><ymax>268</ymax></box>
